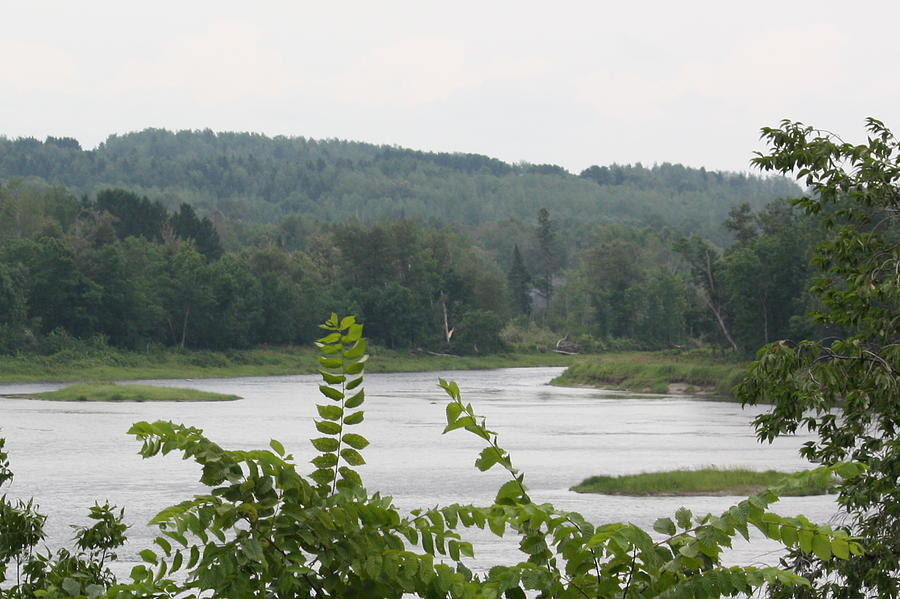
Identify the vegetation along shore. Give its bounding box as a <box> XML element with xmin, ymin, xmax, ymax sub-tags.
<box><xmin>0</xmin><ymin>344</ymin><xmax>576</xmax><ymax>384</ymax></box>
<box><xmin>551</xmin><ymin>351</ymin><xmax>749</xmax><ymax>396</ymax></box>
<box><xmin>571</xmin><ymin>467</ymin><xmax>836</xmax><ymax>497</ymax></box>
<box><xmin>10</xmin><ymin>382</ymin><xmax>239</xmax><ymax>402</ymax></box>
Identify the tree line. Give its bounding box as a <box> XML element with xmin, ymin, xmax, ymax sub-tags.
<box><xmin>0</xmin><ymin>184</ymin><xmax>508</xmax><ymax>354</ymax></box>
<box><xmin>0</xmin><ymin>176</ymin><xmax>825</xmax><ymax>356</ymax></box>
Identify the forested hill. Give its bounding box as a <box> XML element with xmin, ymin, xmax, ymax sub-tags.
<box><xmin>0</xmin><ymin>129</ymin><xmax>798</xmax><ymax>242</ymax></box>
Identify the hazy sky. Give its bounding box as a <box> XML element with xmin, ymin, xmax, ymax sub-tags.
<box><xmin>2</xmin><ymin>1</ymin><xmax>898</xmax><ymax>174</ymax></box>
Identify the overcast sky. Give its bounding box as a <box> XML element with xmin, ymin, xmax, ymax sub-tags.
<box><xmin>2</xmin><ymin>1</ymin><xmax>898</xmax><ymax>174</ymax></box>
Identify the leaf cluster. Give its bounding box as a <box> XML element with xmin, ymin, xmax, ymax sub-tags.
<box><xmin>740</xmin><ymin>117</ymin><xmax>900</xmax><ymax>597</ymax></box>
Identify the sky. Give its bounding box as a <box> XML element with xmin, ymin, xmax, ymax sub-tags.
<box><xmin>2</xmin><ymin>0</ymin><xmax>898</xmax><ymax>174</ymax></box>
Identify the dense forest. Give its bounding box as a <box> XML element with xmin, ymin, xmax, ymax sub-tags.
<box><xmin>0</xmin><ymin>129</ymin><xmax>799</xmax><ymax>244</ymax></box>
<box><xmin>0</xmin><ymin>130</ymin><xmax>819</xmax><ymax>356</ymax></box>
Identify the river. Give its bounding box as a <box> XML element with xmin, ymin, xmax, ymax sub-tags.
<box><xmin>0</xmin><ymin>367</ymin><xmax>839</xmax><ymax>575</ymax></box>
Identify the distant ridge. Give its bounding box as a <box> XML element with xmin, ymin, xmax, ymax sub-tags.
<box><xmin>0</xmin><ymin>128</ymin><xmax>799</xmax><ymax>242</ymax></box>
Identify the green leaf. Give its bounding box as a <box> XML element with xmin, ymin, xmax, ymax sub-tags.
<box><xmin>311</xmin><ymin>437</ymin><xmax>339</xmax><ymax>452</ymax></box>
<box><xmin>319</xmin><ymin>385</ymin><xmax>344</xmax><ymax>401</ymax></box>
<box><xmin>474</xmin><ymin>447</ymin><xmax>502</xmax><ymax>472</ymax></box>
<box><xmin>834</xmin><ymin>462</ymin><xmax>865</xmax><ymax>479</ymax></box>
<box><xmin>346</xmin><ymin>357</ymin><xmax>368</xmax><ymax>374</ymax></box>
<box><xmin>488</xmin><ymin>516</ymin><xmax>507</xmax><ymax>536</ymax></box>
<box><xmin>315</xmin><ymin>420</ymin><xmax>342</xmax><ymax>435</ymax></box>
<box><xmin>318</xmin><ymin>332</ymin><xmax>342</xmax><ymax>344</ymax></box>
<box><xmin>446</xmin><ymin>401</ymin><xmax>463</xmax><ymax>424</ymax></box>
<box><xmin>62</xmin><ymin>577</ymin><xmax>81</xmax><ymax>597</ymax></box>
<box><xmin>448</xmin><ymin>539</ymin><xmax>460</xmax><ymax>561</ymax></box>
<box><xmin>343</xmin><ymin>340</ymin><xmax>367</xmax><ymax>361</ymax></box>
<box><xmin>342</xmin><ymin>433</ymin><xmax>369</xmax><ymax>449</ymax></box>
<box><xmin>343</xmin><ymin>411</ymin><xmax>364</xmax><ymax>425</ymax></box>
<box><xmin>495</xmin><ymin>480</ymin><xmax>524</xmax><ymax>504</ymax></box>
<box><xmin>171</xmin><ymin>550</ymin><xmax>183</xmax><ymax>572</ymax></box>
<box><xmin>85</xmin><ymin>583</ymin><xmax>104</xmax><ymax>599</ymax></box>
<box><xmin>439</xmin><ymin>379</ymin><xmax>461</xmax><ymax>400</ymax></box>
<box><xmin>339</xmin><ymin>315</ymin><xmax>357</xmax><ymax>330</ymax></box>
<box><xmin>242</xmin><ymin>538</ymin><xmax>265</xmax><ymax>563</ymax></box>
<box><xmin>340</xmin><ymin>448</ymin><xmax>366</xmax><ymax>466</ymax></box>
<box><xmin>139</xmin><ymin>549</ymin><xmax>157</xmax><ymax>564</ymax></box>
<box><xmin>812</xmin><ymin>534</ymin><xmax>832</xmax><ymax>560</ymax></box>
<box><xmin>319</xmin><ymin>370</ymin><xmax>345</xmax><ymax>385</ymax></box>
<box><xmin>319</xmin><ymin>357</ymin><xmax>343</xmax><ymax>369</ymax></box>
<box><xmin>798</xmin><ymin>529</ymin><xmax>814</xmax><ymax>553</ymax></box>
<box><xmin>675</xmin><ymin>507</ymin><xmax>693</xmax><ymax>529</ymax></box>
<box><xmin>443</xmin><ymin>416</ymin><xmax>476</xmax><ymax>434</ymax></box>
<box><xmin>832</xmin><ymin>537</ymin><xmax>850</xmax><ymax>559</ymax></box>
<box><xmin>339</xmin><ymin>467</ymin><xmax>362</xmax><ymax>487</ymax></box>
<box><xmin>269</xmin><ymin>439</ymin><xmax>285</xmax><ymax>456</ymax></box>
<box><xmin>317</xmin><ymin>405</ymin><xmax>343</xmax><ymax>420</ymax></box>
<box><xmin>312</xmin><ymin>453</ymin><xmax>338</xmax><ymax>468</ymax></box>
<box><xmin>781</xmin><ymin>524</ymin><xmax>798</xmax><ymax>547</ymax></box>
<box><xmin>155</xmin><ymin>536</ymin><xmax>172</xmax><ymax>555</ymax></box>
<box><xmin>311</xmin><ymin>468</ymin><xmax>335</xmax><ymax>486</ymax></box>
<box><xmin>346</xmin><ymin>390</ymin><xmax>365</xmax><ymax>408</ymax></box>
<box><xmin>654</xmin><ymin>517</ymin><xmax>677</xmax><ymax>536</ymax></box>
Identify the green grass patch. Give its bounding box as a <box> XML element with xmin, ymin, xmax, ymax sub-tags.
<box><xmin>0</xmin><ymin>345</ymin><xmax>576</xmax><ymax>383</ymax></box>
<box><xmin>551</xmin><ymin>351</ymin><xmax>748</xmax><ymax>397</ymax></box>
<box><xmin>16</xmin><ymin>382</ymin><xmax>240</xmax><ymax>402</ymax></box>
<box><xmin>571</xmin><ymin>467</ymin><xmax>834</xmax><ymax>496</ymax></box>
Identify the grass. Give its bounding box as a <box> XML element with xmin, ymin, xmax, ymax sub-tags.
<box><xmin>571</xmin><ymin>467</ymin><xmax>835</xmax><ymax>496</ymax></box>
<box><xmin>0</xmin><ymin>345</ymin><xmax>576</xmax><ymax>383</ymax></box>
<box><xmin>14</xmin><ymin>382</ymin><xmax>240</xmax><ymax>402</ymax></box>
<box><xmin>551</xmin><ymin>351</ymin><xmax>749</xmax><ymax>396</ymax></box>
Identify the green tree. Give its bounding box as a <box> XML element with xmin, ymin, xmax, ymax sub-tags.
<box><xmin>507</xmin><ymin>244</ymin><xmax>531</xmax><ymax>315</ymax></box>
<box><xmin>160</xmin><ymin>243</ymin><xmax>214</xmax><ymax>348</ymax></box>
<box><xmin>199</xmin><ymin>254</ymin><xmax>264</xmax><ymax>349</ymax></box>
<box><xmin>95</xmin><ymin>188</ymin><xmax>167</xmax><ymax>242</ymax></box>
<box><xmin>535</xmin><ymin>207</ymin><xmax>559</xmax><ymax>308</ymax></box>
<box><xmin>675</xmin><ymin>236</ymin><xmax>739</xmax><ymax>351</ymax></box>
<box><xmin>1</xmin><ymin>237</ymin><xmax>101</xmax><ymax>339</ymax></box>
<box><xmin>724</xmin><ymin>202</ymin><xmax>758</xmax><ymax>244</ymax></box>
<box><xmin>737</xmin><ymin>118</ymin><xmax>900</xmax><ymax>598</ymax></box>
<box><xmin>718</xmin><ymin>201</ymin><xmax>816</xmax><ymax>350</ymax></box>
<box><xmin>169</xmin><ymin>202</ymin><xmax>223</xmax><ymax>260</ymax></box>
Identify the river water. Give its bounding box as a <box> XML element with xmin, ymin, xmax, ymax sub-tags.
<box><xmin>0</xmin><ymin>367</ymin><xmax>839</xmax><ymax>574</ymax></box>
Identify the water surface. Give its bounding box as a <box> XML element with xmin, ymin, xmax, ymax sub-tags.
<box><xmin>0</xmin><ymin>368</ymin><xmax>837</xmax><ymax>573</ymax></box>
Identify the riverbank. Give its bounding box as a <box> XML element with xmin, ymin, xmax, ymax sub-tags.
<box><xmin>12</xmin><ymin>382</ymin><xmax>240</xmax><ymax>402</ymax></box>
<box><xmin>551</xmin><ymin>351</ymin><xmax>748</xmax><ymax>397</ymax></box>
<box><xmin>571</xmin><ymin>468</ymin><xmax>834</xmax><ymax>497</ymax></box>
<box><xmin>0</xmin><ymin>346</ymin><xmax>576</xmax><ymax>383</ymax></box>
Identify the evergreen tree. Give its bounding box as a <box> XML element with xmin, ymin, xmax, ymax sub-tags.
<box><xmin>508</xmin><ymin>244</ymin><xmax>531</xmax><ymax>315</ymax></box>
<box><xmin>535</xmin><ymin>207</ymin><xmax>558</xmax><ymax>307</ymax></box>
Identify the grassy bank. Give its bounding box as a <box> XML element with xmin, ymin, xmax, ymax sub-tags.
<box><xmin>571</xmin><ymin>468</ymin><xmax>834</xmax><ymax>497</ymax></box>
<box><xmin>0</xmin><ymin>345</ymin><xmax>576</xmax><ymax>383</ymax></box>
<box><xmin>14</xmin><ymin>382</ymin><xmax>239</xmax><ymax>402</ymax></box>
<box><xmin>552</xmin><ymin>351</ymin><xmax>748</xmax><ymax>396</ymax></box>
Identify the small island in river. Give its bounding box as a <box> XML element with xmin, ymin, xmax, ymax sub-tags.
<box><xmin>571</xmin><ymin>467</ymin><xmax>835</xmax><ymax>497</ymax></box>
<box><xmin>8</xmin><ymin>382</ymin><xmax>240</xmax><ymax>402</ymax></box>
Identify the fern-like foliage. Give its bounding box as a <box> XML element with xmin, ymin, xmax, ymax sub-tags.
<box><xmin>311</xmin><ymin>313</ymin><xmax>369</xmax><ymax>493</ymax></box>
